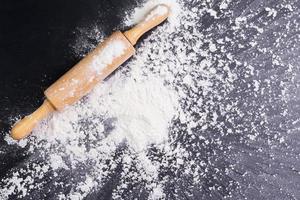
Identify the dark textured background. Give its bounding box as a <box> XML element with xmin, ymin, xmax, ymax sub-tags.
<box><xmin>1</xmin><ymin>0</ymin><xmax>300</xmax><ymax>199</ymax></box>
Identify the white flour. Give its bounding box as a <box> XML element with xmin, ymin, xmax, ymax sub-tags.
<box><xmin>1</xmin><ymin>0</ymin><xmax>297</xmax><ymax>199</ymax></box>
<box><xmin>34</xmin><ymin>72</ymin><xmax>178</xmax><ymax>152</ymax></box>
<box><xmin>89</xmin><ymin>74</ymin><xmax>178</xmax><ymax>151</ymax></box>
<box><xmin>92</xmin><ymin>40</ymin><xmax>127</xmax><ymax>74</ymax></box>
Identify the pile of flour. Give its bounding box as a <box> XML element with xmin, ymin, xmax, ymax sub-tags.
<box><xmin>88</xmin><ymin>74</ymin><xmax>178</xmax><ymax>152</ymax></box>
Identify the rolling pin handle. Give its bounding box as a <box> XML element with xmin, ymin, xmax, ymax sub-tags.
<box><xmin>123</xmin><ymin>4</ymin><xmax>170</xmax><ymax>45</ymax></box>
<box><xmin>11</xmin><ymin>99</ymin><xmax>55</xmax><ymax>140</ymax></box>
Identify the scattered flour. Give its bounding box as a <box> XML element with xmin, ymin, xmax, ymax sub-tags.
<box><xmin>1</xmin><ymin>0</ymin><xmax>299</xmax><ymax>199</ymax></box>
<box><xmin>49</xmin><ymin>154</ymin><xmax>68</xmax><ymax>170</ymax></box>
<box><xmin>265</xmin><ymin>7</ymin><xmax>278</xmax><ymax>18</ymax></box>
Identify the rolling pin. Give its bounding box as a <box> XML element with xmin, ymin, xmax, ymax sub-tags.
<box><xmin>11</xmin><ymin>4</ymin><xmax>170</xmax><ymax>140</ymax></box>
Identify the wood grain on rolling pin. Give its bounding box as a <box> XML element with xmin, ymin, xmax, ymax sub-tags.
<box><xmin>45</xmin><ymin>31</ymin><xmax>135</xmax><ymax>110</ymax></box>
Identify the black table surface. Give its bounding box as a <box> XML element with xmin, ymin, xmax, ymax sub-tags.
<box><xmin>1</xmin><ymin>0</ymin><xmax>300</xmax><ymax>199</ymax></box>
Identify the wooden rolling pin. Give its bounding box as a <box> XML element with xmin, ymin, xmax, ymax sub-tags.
<box><xmin>11</xmin><ymin>4</ymin><xmax>170</xmax><ymax>140</ymax></box>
